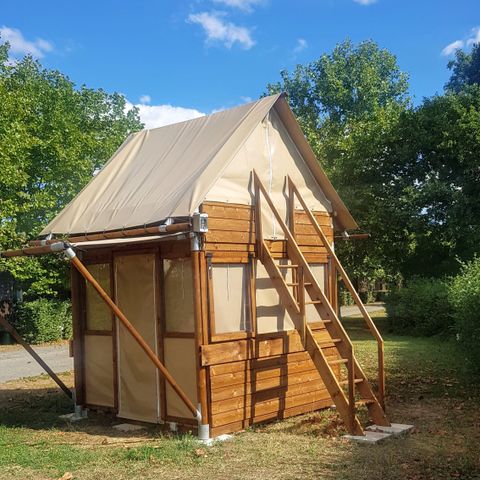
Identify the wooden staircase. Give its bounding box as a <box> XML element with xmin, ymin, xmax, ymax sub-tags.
<box><xmin>253</xmin><ymin>170</ymin><xmax>390</xmax><ymax>436</ymax></box>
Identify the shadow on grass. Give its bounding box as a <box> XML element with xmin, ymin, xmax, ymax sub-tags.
<box><xmin>0</xmin><ymin>384</ymin><xmax>176</xmax><ymax>441</ymax></box>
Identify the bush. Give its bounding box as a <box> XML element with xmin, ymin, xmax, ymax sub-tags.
<box><xmin>386</xmin><ymin>277</ymin><xmax>453</xmax><ymax>336</ymax></box>
<box><xmin>339</xmin><ymin>287</ymin><xmax>354</xmax><ymax>306</ymax></box>
<box><xmin>13</xmin><ymin>299</ymin><xmax>72</xmax><ymax>344</ymax></box>
<box><xmin>449</xmin><ymin>257</ymin><xmax>480</xmax><ymax>370</ymax></box>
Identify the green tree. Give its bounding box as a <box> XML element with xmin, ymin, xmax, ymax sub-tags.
<box><xmin>401</xmin><ymin>86</ymin><xmax>480</xmax><ymax>276</ymax></box>
<box><xmin>446</xmin><ymin>43</ymin><xmax>480</xmax><ymax>92</ymax></box>
<box><xmin>267</xmin><ymin>40</ymin><xmax>414</xmax><ymax>284</ymax></box>
<box><xmin>0</xmin><ymin>41</ymin><xmax>143</xmax><ymax>297</ymax></box>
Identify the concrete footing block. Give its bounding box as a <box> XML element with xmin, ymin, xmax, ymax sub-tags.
<box><xmin>201</xmin><ymin>433</ymin><xmax>233</xmax><ymax>446</ymax></box>
<box><xmin>366</xmin><ymin>423</ymin><xmax>414</xmax><ymax>436</ymax></box>
<box><xmin>59</xmin><ymin>412</ymin><xmax>87</xmax><ymax>422</ymax></box>
<box><xmin>344</xmin><ymin>423</ymin><xmax>414</xmax><ymax>444</ymax></box>
<box><xmin>344</xmin><ymin>431</ymin><xmax>391</xmax><ymax>444</ymax></box>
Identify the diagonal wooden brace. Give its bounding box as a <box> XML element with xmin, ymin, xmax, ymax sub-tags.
<box><xmin>0</xmin><ymin>306</ymin><xmax>73</xmax><ymax>401</ymax></box>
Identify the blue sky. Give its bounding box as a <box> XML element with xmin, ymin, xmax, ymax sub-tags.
<box><xmin>1</xmin><ymin>0</ymin><xmax>479</xmax><ymax>127</ymax></box>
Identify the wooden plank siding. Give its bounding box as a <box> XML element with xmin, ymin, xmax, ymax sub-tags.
<box><xmin>201</xmin><ymin>201</ymin><xmax>333</xmax><ymax>262</ymax></box>
<box><xmin>199</xmin><ymin>201</ymin><xmax>339</xmax><ymax>434</ymax></box>
<box><xmin>201</xmin><ymin>328</ymin><xmax>341</xmax><ymax>432</ymax></box>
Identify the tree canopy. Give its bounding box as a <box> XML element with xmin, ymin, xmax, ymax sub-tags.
<box><xmin>0</xmin><ymin>41</ymin><xmax>143</xmax><ymax>297</ymax></box>
<box><xmin>267</xmin><ymin>39</ymin><xmax>480</xmax><ymax>285</ymax></box>
<box><xmin>446</xmin><ymin>43</ymin><xmax>480</xmax><ymax>93</ymax></box>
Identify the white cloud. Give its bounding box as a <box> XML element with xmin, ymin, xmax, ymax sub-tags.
<box><xmin>442</xmin><ymin>26</ymin><xmax>480</xmax><ymax>56</ymax></box>
<box><xmin>187</xmin><ymin>11</ymin><xmax>255</xmax><ymax>49</ymax></box>
<box><xmin>212</xmin><ymin>0</ymin><xmax>264</xmax><ymax>13</ymax></box>
<box><xmin>240</xmin><ymin>95</ymin><xmax>253</xmax><ymax>102</ymax></box>
<box><xmin>0</xmin><ymin>26</ymin><xmax>53</xmax><ymax>58</ymax></box>
<box><xmin>353</xmin><ymin>0</ymin><xmax>377</xmax><ymax>5</ymax></box>
<box><xmin>126</xmin><ymin>101</ymin><xmax>205</xmax><ymax>129</ymax></box>
<box><xmin>467</xmin><ymin>26</ymin><xmax>480</xmax><ymax>46</ymax></box>
<box><xmin>441</xmin><ymin>39</ymin><xmax>464</xmax><ymax>56</ymax></box>
<box><xmin>139</xmin><ymin>94</ymin><xmax>151</xmax><ymax>104</ymax></box>
<box><xmin>293</xmin><ymin>38</ymin><xmax>308</xmax><ymax>53</ymax></box>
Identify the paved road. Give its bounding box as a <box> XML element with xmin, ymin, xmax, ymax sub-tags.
<box><xmin>340</xmin><ymin>303</ymin><xmax>385</xmax><ymax>318</ymax></box>
<box><xmin>0</xmin><ymin>343</ymin><xmax>72</xmax><ymax>383</ymax></box>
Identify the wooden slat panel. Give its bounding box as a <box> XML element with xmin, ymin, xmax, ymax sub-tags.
<box><xmin>202</xmin><ymin>202</ymin><xmax>254</xmax><ymax>220</ymax></box>
<box><xmin>295</xmin><ymin>211</ymin><xmax>332</xmax><ymax>226</ymax></box>
<box><xmin>210</xmin><ymin>352</ymin><xmax>337</xmax><ymax>392</ymax></box>
<box><xmin>211</xmin><ymin>388</ymin><xmax>332</xmax><ymax>427</ymax></box>
<box><xmin>210</xmin><ymin>349</ymin><xmax>320</xmax><ymax>376</ymax></box>
<box><xmin>209</xmin><ymin>397</ymin><xmax>333</xmax><ymax>436</ymax></box>
<box><xmin>211</xmin><ymin>378</ymin><xmax>329</xmax><ymax>415</ymax></box>
<box><xmin>204</xmin><ymin>243</ymin><xmax>255</xmax><ymax>253</ymax></box>
<box><xmin>204</xmin><ymin>230</ymin><xmax>255</xmax><ymax>245</ymax></box>
<box><xmin>201</xmin><ymin>328</ymin><xmax>336</xmax><ymax>367</ymax></box>
<box><xmin>208</xmin><ymin>217</ymin><xmax>255</xmax><ymax>233</ymax></box>
<box><xmin>210</xmin><ymin>365</ymin><xmax>335</xmax><ymax>401</ymax></box>
<box><xmin>296</xmin><ymin>233</ymin><xmax>333</xmax><ymax>247</ymax></box>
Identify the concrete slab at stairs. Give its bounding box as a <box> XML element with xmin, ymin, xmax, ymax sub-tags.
<box><xmin>344</xmin><ymin>423</ymin><xmax>414</xmax><ymax>444</ymax></box>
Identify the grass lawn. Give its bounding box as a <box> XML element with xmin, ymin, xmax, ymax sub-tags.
<box><xmin>0</xmin><ymin>312</ymin><xmax>479</xmax><ymax>480</ymax></box>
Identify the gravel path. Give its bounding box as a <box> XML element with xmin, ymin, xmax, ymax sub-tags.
<box><xmin>0</xmin><ymin>343</ymin><xmax>72</xmax><ymax>383</ymax></box>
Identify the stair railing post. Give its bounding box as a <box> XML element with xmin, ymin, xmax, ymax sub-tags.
<box><xmin>378</xmin><ymin>343</ymin><xmax>385</xmax><ymax>411</ymax></box>
<box><xmin>298</xmin><ymin>266</ymin><xmax>306</xmax><ymax>348</ymax></box>
<box><xmin>347</xmin><ymin>344</ymin><xmax>356</xmax><ymax>434</ymax></box>
<box><xmin>288</xmin><ymin>177</ymin><xmax>298</xmax><ymax>301</ymax></box>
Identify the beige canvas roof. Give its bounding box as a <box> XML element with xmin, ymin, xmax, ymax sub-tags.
<box><xmin>41</xmin><ymin>94</ymin><xmax>357</xmax><ymax>236</ymax></box>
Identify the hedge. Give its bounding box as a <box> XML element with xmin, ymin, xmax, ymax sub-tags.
<box><xmin>449</xmin><ymin>257</ymin><xmax>480</xmax><ymax>370</ymax></box>
<box><xmin>13</xmin><ymin>299</ymin><xmax>72</xmax><ymax>344</ymax></box>
<box><xmin>386</xmin><ymin>277</ymin><xmax>453</xmax><ymax>336</ymax></box>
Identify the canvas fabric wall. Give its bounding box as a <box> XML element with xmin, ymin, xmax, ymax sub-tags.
<box><xmin>84</xmin><ymin>335</ymin><xmax>114</xmax><ymax>407</ymax></box>
<box><xmin>305</xmin><ymin>264</ymin><xmax>326</xmax><ymax>322</ymax></box>
<box><xmin>85</xmin><ymin>263</ymin><xmax>112</xmax><ymax>331</ymax></box>
<box><xmin>41</xmin><ymin>94</ymin><xmax>356</xmax><ymax>237</ymax></box>
<box><xmin>205</xmin><ymin>109</ymin><xmax>332</xmax><ymax>239</ymax></box>
<box><xmin>164</xmin><ymin>338</ymin><xmax>197</xmax><ymax>418</ymax></box>
<box><xmin>255</xmin><ymin>261</ymin><xmax>295</xmax><ymax>334</ymax></box>
<box><xmin>212</xmin><ymin>264</ymin><xmax>251</xmax><ymax>334</ymax></box>
<box><xmin>163</xmin><ymin>259</ymin><xmax>195</xmax><ymax>333</ymax></box>
<box><xmin>115</xmin><ymin>254</ymin><xmax>160</xmax><ymax>423</ymax></box>
<box><xmin>256</xmin><ymin>261</ymin><xmax>327</xmax><ymax>333</ymax></box>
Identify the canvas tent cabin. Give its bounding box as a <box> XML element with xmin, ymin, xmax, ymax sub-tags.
<box><xmin>7</xmin><ymin>93</ymin><xmax>390</xmax><ymax>439</ymax></box>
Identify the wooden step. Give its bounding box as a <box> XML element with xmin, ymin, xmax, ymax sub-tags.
<box><xmin>305</xmin><ymin>300</ymin><xmax>322</xmax><ymax>305</ymax></box>
<box><xmin>339</xmin><ymin>378</ymin><xmax>364</xmax><ymax>386</ymax></box>
<box><xmin>355</xmin><ymin>399</ymin><xmax>376</xmax><ymax>407</ymax></box>
<box><xmin>277</xmin><ymin>264</ymin><xmax>298</xmax><ymax>269</ymax></box>
<box><xmin>317</xmin><ymin>338</ymin><xmax>342</xmax><ymax>348</ymax></box>
<box><xmin>328</xmin><ymin>358</ymin><xmax>349</xmax><ymax>366</ymax></box>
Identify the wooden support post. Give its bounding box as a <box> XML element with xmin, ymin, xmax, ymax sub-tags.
<box><xmin>192</xmin><ymin>250</ymin><xmax>209</xmax><ymax>432</ymax></box>
<box><xmin>254</xmin><ymin>177</ymin><xmax>264</xmax><ymax>260</ymax></box>
<box><xmin>69</xmin><ymin>254</ymin><xmax>199</xmax><ymax>419</ymax></box>
<box><xmin>70</xmin><ymin>265</ymin><xmax>85</xmax><ymax>405</ymax></box>
<box><xmin>0</xmin><ymin>308</ymin><xmax>73</xmax><ymax>401</ymax></box>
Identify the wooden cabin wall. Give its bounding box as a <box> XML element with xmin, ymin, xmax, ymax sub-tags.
<box><xmin>200</xmin><ymin>201</ymin><xmax>340</xmax><ymax>436</ymax></box>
